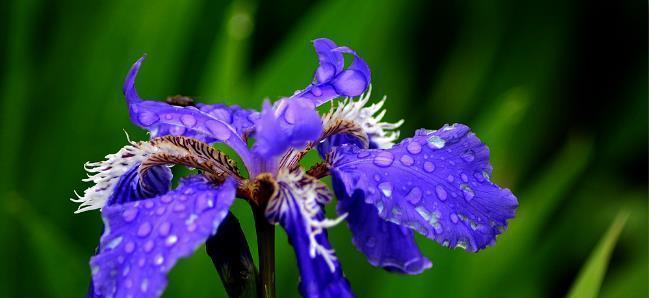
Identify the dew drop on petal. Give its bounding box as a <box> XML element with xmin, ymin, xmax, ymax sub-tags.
<box><xmin>153</xmin><ymin>254</ymin><xmax>165</xmax><ymax>265</ymax></box>
<box><xmin>137</xmin><ymin>222</ymin><xmax>152</xmax><ymax>237</ymax></box>
<box><xmin>400</xmin><ymin>155</ymin><xmax>414</xmax><ymax>166</ymax></box>
<box><xmin>124</xmin><ymin>241</ymin><xmax>136</xmax><ymax>253</ymax></box>
<box><xmin>180</xmin><ymin>114</ymin><xmax>197</xmax><ymax>127</ymax></box>
<box><xmin>461</xmin><ymin>149</ymin><xmax>475</xmax><ymax>162</ymax></box>
<box><xmin>165</xmin><ymin>235</ymin><xmax>178</xmax><ymax>247</ymax></box>
<box><xmin>406</xmin><ymin>141</ymin><xmax>422</xmax><ymax>154</ymax></box>
<box><xmin>378</xmin><ymin>182</ymin><xmax>393</xmax><ymax>197</ymax></box>
<box><xmin>138</xmin><ymin>111</ymin><xmax>159</xmax><ymax>126</ymax></box>
<box><xmin>373</xmin><ymin>152</ymin><xmax>394</xmax><ymax>167</ymax></box>
<box><xmin>446</xmin><ymin>175</ymin><xmax>455</xmax><ymax>183</ymax></box>
<box><xmin>357</xmin><ymin>151</ymin><xmax>371</xmax><ymax>159</ymax></box>
<box><xmin>121</xmin><ymin>208</ymin><xmax>138</xmax><ymax>223</ymax></box>
<box><xmin>366</xmin><ymin>236</ymin><xmax>376</xmax><ymax>248</ymax></box>
<box><xmin>195</xmin><ymin>193</ymin><xmax>214</xmax><ymax>214</ymax></box>
<box><xmin>423</xmin><ymin>161</ymin><xmax>435</xmax><ymax>173</ymax></box>
<box><xmin>173</xmin><ymin>203</ymin><xmax>186</xmax><ymax>213</ymax></box>
<box><xmin>435</xmin><ymin>185</ymin><xmax>448</xmax><ymax>201</ymax></box>
<box><xmin>461</xmin><ymin>173</ymin><xmax>469</xmax><ymax>182</ymax></box>
<box><xmin>450</xmin><ymin>213</ymin><xmax>459</xmax><ymax>223</ymax></box>
<box><xmin>373</xmin><ymin>174</ymin><xmax>381</xmax><ymax>182</ymax></box>
<box><xmin>460</xmin><ymin>184</ymin><xmax>475</xmax><ymax>201</ymax></box>
<box><xmin>158</xmin><ymin>222</ymin><xmax>172</xmax><ymax>236</ymax></box>
<box><xmin>427</xmin><ymin>136</ymin><xmax>445</xmax><ymax>149</ymax></box>
<box><xmin>143</xmin><ymin>240</ymin><xmax>155</xmax><ymax>253</ymax></box>
<box><xmin>205</xmin><ymin>120</ymin><xmax>231</xmax><ymax>140</ymax></box>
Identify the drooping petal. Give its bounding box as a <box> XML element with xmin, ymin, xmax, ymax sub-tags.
<box><xmin>90</xmin><ymin>176</ymin><xmax>236</xmax><ymax>298</ymax></box>
<box><xmin>331</xmin><ymin>124</ymin><xmax>518</xmax><ymax>252</ymax></box>
<box><xmin>318</xmin><ymin>88</ymin><xmax>403</xmax><ymax>157</ymax></box>
<box><xmin>123</xmin><ymin>57</ymin><xmax>252</xmax><ymax>166</ymax></box>
<box><xmin>265</xmin><ymin>169</ymin><xmax>353</xmax><ymax>298</ymax></box>
<box><xmin>294</xmin><ymin>38</ymin><xmax>371</xmax><ymax>106</ymax></box>
<box><xmin>253</xmin><ymin>99</ymin><xmax>322</xmax><ymax>159</ymax></box>
<box><xmin>333</xmin><ymin>179</ymin><xmax>431</xmax><ymax>274</ymax></box>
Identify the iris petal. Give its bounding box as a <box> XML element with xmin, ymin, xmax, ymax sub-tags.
<box><xmin>253</xmin><ymin>99</ymin><xmax>322</xmax><ymax>159</ymax></box>
<box><xmin>331</xmin><ymin>124</ymin><xmax>518</xmax><ymax>252</ymax></box>
<box><xmin>334</xmin><ymin>180</ymin><xmax>432</xmax><ymax>274</ymax></box>
<box><xmin>294</xmin><ymin>38</ymin><xmax>371</xmax><ymax>106</ymax></box>
<box><xmin>89</xmin><ymin>176</ymin><xmax>236</xmax><ymax>298</ymax></box>
<box><xmin>123</xmin><ymin>57</ymin><xmax>252</xmax><ymax>166</ymax></box>
<box><xmin>265</xmin><ymin>169</ymin><xmax>353</xmax><ymax>298</ymax></box>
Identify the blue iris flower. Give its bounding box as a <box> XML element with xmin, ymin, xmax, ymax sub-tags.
<box><xmin>73</xmin><ymin>38</ymin><xmax>518</xmax><ymax>298</ymax></box>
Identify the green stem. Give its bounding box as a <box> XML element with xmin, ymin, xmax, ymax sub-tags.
<box><xmin>253</xmin><ymin>207</ymin><xmax>275</xmax><ymax>298</ymax></box>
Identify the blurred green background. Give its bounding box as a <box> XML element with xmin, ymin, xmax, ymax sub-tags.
<box><xmin>0</xmin><ymin>0</ymin><xmax>646</xmax><ymax>297</ymax></box>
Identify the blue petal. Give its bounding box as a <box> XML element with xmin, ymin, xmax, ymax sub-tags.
<box><xmin>123</xmin><ymin>57</ymin><xmax>252</xmax><ymax>166</ymax></box>
<box><xmin>90</xmin><ymin>176</ymin><xmax>236</xmax><ymax>298</ymax></box>
<box><xmin>265</xmin><ymin>170</ymin><xmax>353</xmax><ymax>298</ymax></box>
<box><xmin>253</xmin><ymin>99</ymin><xmax>322</xmax><ymax>159</ymax></box>
<box><xmin>331</xmin><ymin>124</ymin><xmax>518</xmax><ymax>252</ymax></box>
<box><xmin>333</xmin><ymin>178</ymin><xmax>432</xmax><ymax>274</ymax></box>
<box><xmin>294</xmin><ymin>38</ymin><xmax>371</xmax><ymax>106</ymax></box>
<box><xmin>106</xmin><ymin>164</ymin><xmax>172</xmax><ymax>206</ymax></box>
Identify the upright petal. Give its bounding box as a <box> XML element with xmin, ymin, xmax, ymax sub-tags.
<box><xmin>333</xmin><ymin>179</ymin><xmax>431</xmax><ymax>274</ymax></box>
<box><xmin>90</xmin><ymin>176</ymin><xmax>236</xmax><ymax>298</ymax></box>
<box><xmin>253</xmin><ymin>99</ymin><xmax>322</xmax><ymax>159</ymax></box>
<box><xmin>265</xmin><ymin>169</ymin><xmax>353</xmax><ymax>298</ymax></box>
<box><xmin>123</xmin><ymin>57</ymin><xmax>252</xmax><ymax>166</ymax></box>
<box><xmin>331</xmin><ymin>124</ymin><xmax>518</xmax><ymax>252</ymax></box>
<box><xmin>294</xmin><ymin>38</ymin><xmax>371</xmax><ymax>106</ymax></box>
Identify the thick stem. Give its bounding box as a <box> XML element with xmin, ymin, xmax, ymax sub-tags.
<box><xmin>253</xmin><ymin>207</ymin><xmax>275</xmax><ymax>298</ymax></box>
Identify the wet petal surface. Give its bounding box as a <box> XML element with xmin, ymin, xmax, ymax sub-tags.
<box><xmin>90</xmin><ymin>176</ymin><xmax>236</xmax><ymax>298</ymax></box>
<box><xmin>331</xmin><ymin>124</ymin><xmax>518</xmax><ymax>252</ymax></box>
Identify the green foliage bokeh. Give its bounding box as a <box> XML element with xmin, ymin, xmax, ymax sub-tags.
<box><xmin>0</xmin><ymin>0</ymin><xmax>646</xmax><ymax>297</ymax></box>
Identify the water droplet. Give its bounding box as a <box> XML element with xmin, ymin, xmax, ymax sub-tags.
<box><xmin>106</xmin><ymin>236</ymin><xmax>123</xmax><ymax>249</ymax></box>
<box><xmin>180</xmin><ymin>114</ymin><xmax>197</xmax><ymax>127</ymax></box>
<box><xmin>195</xmin><ymin>193</ymin><xmax>214</xmax><ymax>214</ymax></box>
<box><xmin>155</xmin><ymin>206</ymin><xmax>166</xmax><ymax>215</ymax></box>
<box><xmin>433</xmin><ymin>223</ymin><xmax>443</xmax><ymax>234</ymax></box>
<box><xmin>144</xmin><ymin>200</ymin><xmax>155</xmax><ymax>209</ymax></box>
<box><xmin>427</xmin><ymin>136</ymin><xmax>445</xmax><ymax>149</ymax></box>
<box><xmin>423</xmin><ymin>161</ymin><xmax>435</xmax><ymax>173</ymax></box>
<box><xmin>461</xmin><ymin>173</ymin><xmax>469</xmax><ymax>182</ymax></box>
<box><xmin>173</xmin><ymin>203</ymin><xmax>186</xmax><ymax>213</ymax></box>
<box><xmin>450</xmin><ymin>213</ymin><xmax>459</xmax><ymax>223</ymax></box>
<box><xmin>122</xmin><ymin>208</ymin><xmax>138</xmax><ymax>223</ymax></box>
<box><xmin>373</xmin><ymin>174</ymin><xmax>381</xmax><ymax>182</ymax></box>
<box><xmin>400</xmin><ymin>155</ymin><xmax>414</xmax><ymax>166</ymax></box>
<box><xmin>406</xmin><ymin>141</ymin><xmax>422</xmax><ymax>154</ymax></box>
<box><xmin>357</xmin><ymin>151</ymin><xmax>371</xmax><ymax>158</ymax></box>
<box><xmin>137</xmin><ymin>111</ymin><xmax>159</xmax><ymax>126</ymax></box>
<box><xmin>416</xmin><ymin>206</ymin><xmax>431</xmax><ymax>221</ymax></box>
<box><xmin>373</xmin><ymin>152</ymin><xmax>394</xmax><ymax>167</ymax></box>
<box><xmin>205</xmin><ymin>120</ymin><xmax>231</xmax><ymax>140</ymax></box>
<box><xmin>160</xmin><ymin>194</ymin><xmax>173</xmax><ymax>204</ymax></box>
<box><xmin>405</xmin><ymin>187</ymin><xmax>423</xmax><ymax>204</ymax></box>
<box><xmin>124</xmin><ymin>241</ymin><xmax>136</xmax><ymax>253</ymax></box>
<box><xmin>446</xmin><ymin>175</ymin><xmax>455</xmax><ymax>182</ymax></box>
<box><xmin>165</xmin><ymin>235</ymin><xmax>178</xmax><ymax>247</ymax></box>
<box><xmin>153</xmin><ymin>254</ymin><xmax>165</xmax><ymax>265</ymax></box>
<box><xmin>473</xmin><ymin>171</ymin><xmax>485</xmax><ymax>182</ymax></box>
<box><xmin>378</xmin><ymin>182</ymin><xmax>393</xmax><ymax>197</ymax></box>
<box><xmin>461</xmin><ymin>150</ymin><xmax>475</xmax><ymax>162</ymax></box>
<box><xmin>435</xmin><ymin>185</ymin><xmax>448</xmax><ymax>201</ymax></box>
<box><xmin>158</xmin><ymin>222</ymin><xmax>172</xmax><ymax>236</ymax></box>
<box><xmin>442</xmin><ymin>240</ymin><xmax>450</xmax><ymax>247</ymax></box>
<box><xmin>311</xmin><ymin>86</ymin><xmax>322</xmax><ymax>96</ymax></box>
<box><xmin>137</xmin><ymin>222</ymin><xmax>152</xmax><ymax>237</ymax></box>
<box><xmin>143</xmin><ymin>240</ymin><xmax>155</xmax><ymax>253</ymax></box>
<box><xmin>122</xmin><ymin>265</ymin><xmax>130</xmax><ymax>277</ymax></box>
<box><xmin>141</xmin><ymin>278</ymin><xmax>149</xmax><ymax>293</ymax></box>
<box><xmin>460</xmin><ymin>184</ymin><xmax>475</xmax><ymax>201</ymax></box>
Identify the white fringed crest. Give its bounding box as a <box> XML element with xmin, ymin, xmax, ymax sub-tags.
<box><xmin>265</xmin><ymin>168</ymin><xmax>347</xmax><ymax>272</ymax></box>
<box><xmin>322</xmin><ymin>86</ymin><xmax>404</xmax><ymax>149</ymax></box>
